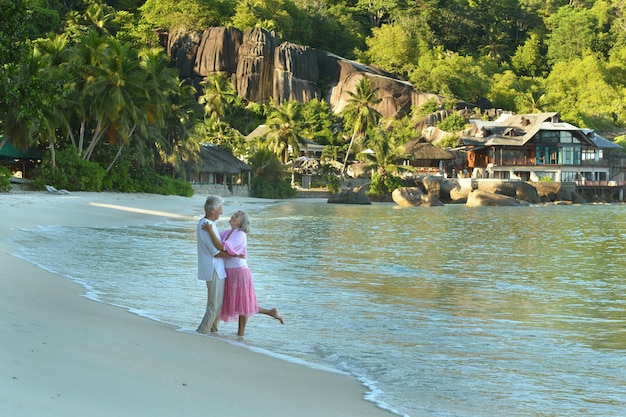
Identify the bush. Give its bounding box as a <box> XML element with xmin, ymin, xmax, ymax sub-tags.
<box><xmin>33</xmin><ymin>147</ymin><xmax>106</xmax><ymax>191</ymax></box>
<box><xmin>367</xmin><ymin>172</ymin><xmax>405</xmax><ymax>200</ymax></box>
<box><xmin>0</xmin><ymin>166</ymin><xmax>11</xmax><ymax>192</ymax></box>
<box><xmin>33</xmin><ymin>147</ymin><xmax>193</xmax><ymax>196</ymax></box>
<box><xmin>130</xmin><ymin>166</ymin><xmax>194</xmax><ymax>196</ymax></box>
<box><xmin>415</xmin><ymin>98</ymin><xmax>440</xmax><ymax>116</ymax></box>
<box><xmin>248</xmin><ymin>149</ymin><xmax>296</xmax><ymax>199</ymax></box>
<box><xmin>251</xmin><ymin>177</ymin><xmax>296</xmax><ymax>199</ymax></box>
<box><xmin>103</xmin><ymin>159</ymin><xmax>137</xmax><ymax>192</ymax></box>
<box><xmin>439</xmin><ymin>112</ymin><xmax>467</xmax><ymax>132</ymax></box>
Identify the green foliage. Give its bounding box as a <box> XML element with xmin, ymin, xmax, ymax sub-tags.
<box><xmin>544</xmin><ymin>53</ymin><xmax>623</xmax><ymax>127</ymax></box>
<box><xmin>511</xmin><ymin>33</ymin><xmax>547</xmax><ymax>77</ymax></box>
<box><xmin>129</xmin><ymin>166</ymin><xmax>194</xmax><ymax>196</ymax></box>
<box><xmin>438</xmin><ymin>112</ymin><xmax>466</xmax><ymax>132</ymax></box>
<box><xmin>545</xmin><ymin>5</ymin><xmax>598</xmax><ymax>65</ymax></box>
<box><xmin>0</xmin><ymin>0</ymin><xmax>29</xmax><ymax>64</ymax></box>
<box><xmin>0</xmin><ymin>166</ymin><xmax>12</xmax><ymax>192</ymax></box>
<box><xmin>31</xmin><ymin>147</ymin><xmax>193</xmax><ymax>196</ymax></box>
<box><xmin>139</xmin><ymin>0</ymin><xmax>230</xmax><ymax>31</ymax></box>
<box><xmin>323</xmin><ymin>175</ymin><xmax>340</xmax><ymax>194</ymax></box>
<box><xmin>613</xmin><ymin>135</ymin><xmax>626</xmax><ymax>150</ymax></box>
<box><xmin>539</xmin><ymin>175</ymin><xmax>553</xmax><ymax>182</ymax></box>
<box><xmin>251</xmin><ymin>176</ymin><xmax>296</xmax><ymax>198</ymax></box>
<box><xmin>415</xmin><ymin>99</ymin><xmax>440</xmax><ymax>116</ymax></box>
<box><xmin>300</xmin><ymin>99</ymin><xmax>335</xmax><ymax>145</ymax></box>
<box><xmin>361</xmin><ymin>23</ymin><xmax>417</xmax><ymax>76</ymax></box>
<box><xmin>265</xmin><ymin>100</ymin><xmax>304</xmax><ymax>162</ymax></box>
<box><xmin>437</xmin><ymin>134</ymin><xmax>458</xmax><ymax>149</ymax></box>
<box><xmin>33</xmin><ymin>147</ymin><xmax>107</xmax><ymax>191</ymax></box>
<box><xmin>410</xmin><ymin>49</ymin><xmax>495</xmax><ymax>103</ymax></box>
<box><xmin>231</xmin><ymin>0</ymin><xmax>310</xmax><ymax>43</ymax></box>
<box><xmin>317</xmin><ymin>161</ymin><xmax>340</xmax><ymax>193</ymax></box>
<box><xmin>248</xmin><ymin>148</ymin><xmax>295</xmax><ymax>198</ymax></box>
<box><xmin>102</xmin><ymin>158</ymin><xmax>137</xmax><ymax>192</ymax></box>
<box><xmin>304</xmin><ymin>4</ymin><xmax>366</xmax><ymax>58</ymax></box>
<box><xmin>366</xmin><ymin>171</ymin><xmax>403</xmax><ymax>200</ymax></box>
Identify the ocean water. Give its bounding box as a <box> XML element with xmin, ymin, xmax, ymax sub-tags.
<box><xmin>8</xmin><ymin>201</ymin><xmax>626</xmax><ymax>417</ymax></box>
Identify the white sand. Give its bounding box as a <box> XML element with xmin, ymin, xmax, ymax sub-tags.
<box><xmin>0</xmin><ymin>191</ymin><xmax>392</xmax><ymax>417</ymax></box>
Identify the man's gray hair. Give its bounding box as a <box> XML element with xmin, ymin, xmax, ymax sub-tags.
<box><xmin>204</xmin><ymin>195</ymin><xmax>224</xmax><ymax>214</ymax></box>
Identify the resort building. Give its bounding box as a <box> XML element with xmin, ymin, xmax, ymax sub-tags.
<box><xmin>459</xmin><ymin>112</ymin><xmax>623</xmax><ymax>184</ymax></box>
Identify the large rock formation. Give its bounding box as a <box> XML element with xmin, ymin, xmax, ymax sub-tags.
<box><xmin>164</xmin><ymin>27</ymin><xmax>417</xmax><ymax>118</ymax></box>
<box><xmin>392</xmin><ymin>187</ymin><xmax>425</xmax><ymax>207</ymax></box>
<box><xmin>466</xmin><ymin>190</ymin><xmax>524</xmax><ymax>207</ymax></box>
<box><xmin>392</xmin><ymin>187</ymin><xmax>444</xmax><ymax>207</ymax></box>
<box><xmin>235</xmin><ymin>28</ymin><xmax>278</xmax><ymax>104</ymax></box>
<box><xmin>194</xmin><ymin>27</ymin><xmax>242</xmax><ymax>77</ymax></box>
<box><xmin>327</xmin><ymin>185</ymin><xmax>371</xmax><ymax>205</ymax></box>
<box><xmin>274</xmin><ymin>43</ymin><xmax>320</xmax><ymax>104</ymax></box>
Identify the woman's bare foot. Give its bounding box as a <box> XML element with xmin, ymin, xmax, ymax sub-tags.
<box><xmin>271</xmin><ymin>308</ymin><xmax>284</xmax><ymax>324</ymax></box>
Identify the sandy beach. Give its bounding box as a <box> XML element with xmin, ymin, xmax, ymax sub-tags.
<box><xmin>0</xmin><ymin>191</ymin><xmax>393</xmax><ymax>417</ymax></box>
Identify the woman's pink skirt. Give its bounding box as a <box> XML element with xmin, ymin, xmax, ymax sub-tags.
<box><xmin>220</xmin><ymin>266</ymin><xmax>258</xmax><ymax>322</ymax></box>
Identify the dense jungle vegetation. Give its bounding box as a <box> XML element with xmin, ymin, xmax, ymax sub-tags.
<box><xmin>2</xmin><ymin>0</ymin><xmax>626</xmax><ymax>197</ymax></box>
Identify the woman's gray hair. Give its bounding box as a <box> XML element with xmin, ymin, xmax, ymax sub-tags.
<box><xmin>238</xmin><ymin>211</ymin><xmax>251</xmax><ymax>233</ymax></box>
<box><xmin>204</xmin><ymin>195</ymin><xmax>224</xmax><ymax>214</ymax></box>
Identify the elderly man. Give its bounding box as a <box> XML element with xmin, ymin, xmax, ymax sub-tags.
<box><xmin>196</xmin><ymin>195</ymin><xmax>227</xmax><ymax>333</ymax></box>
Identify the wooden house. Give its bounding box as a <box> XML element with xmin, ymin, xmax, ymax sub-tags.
<box><xmin>186</xmin><ymin>143</ymin><xmax>251</xmax><ymax>192</ymax></box>
<box><xmin>459</xmin><ymin>113</ymin><xmax>620</xmax><ymax>182</ymax></box>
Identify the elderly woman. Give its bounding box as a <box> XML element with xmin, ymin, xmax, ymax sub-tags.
<box><xmin>203</xmin><ymin>211</ymin><xmax>283</xmax><ymax>336</ymax></box>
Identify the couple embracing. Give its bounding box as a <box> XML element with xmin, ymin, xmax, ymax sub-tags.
<box><xmin>196</xmin><ymin>195</ymin><xmax>283</xmax><ymax>337</ymax></box>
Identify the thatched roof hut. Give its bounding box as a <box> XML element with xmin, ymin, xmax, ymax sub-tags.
<box><xmin>187</xmin><ymin>143</ymin><xmax>251</xmax><ymax>186</ymax></box>
<box><xmin>404</xmin><ymin>138</ymin><xmax>454</xmax><ymax>167</ymax></box>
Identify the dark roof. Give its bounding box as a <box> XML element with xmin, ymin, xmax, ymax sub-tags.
<box><xmin>195</xmin><ymin>143</ymin><xmax>251</xmax><ymax>174</ymax></box>
<box><xmin>582</xmin><ymin>129</ymin><xmax>624</xmax><ymax>149</ymax></box>
<box><xmin>463</xmin><ymin>113</ymin><xmax>595</xmax><ymax>148</ymax></box>
<box><xmin>404</xmin><ymin>138</ymin><xmax>454</xmax><ymax>160</ymax></box>
<box><xmin>0</xmin><ymin>137</ymin><xmax>43</xmax><ymax>159</ymax></box>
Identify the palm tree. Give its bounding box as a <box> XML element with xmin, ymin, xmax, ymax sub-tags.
<box><xmin>515</xmin><ymin>91</ymin><xmax>550</xmax><ymax>114</ymax></box>
<box><xmin>64</xmin><ymin>31</ymin><xmax>110</xmax><ymax>157</ymax></box>
<box><xmin>360</xmin><ymin>127</ymin><xmax>412</xmax><ymax>181</ymax></box>
<box><xmin>198</xmin><ymin>72</ymin><xmax>237</xmax><ymax>123</ymax></box>
<box><xmin>340</xmin><ymin>77</ymin><xmax>382</xmax><ymax>176</ymax></box>
<box><xmin>265</xmin><ymin>101</ymin><xmax>304</xmax><ymax>163</ymax></box>
<box><xmin>81</xmin><ymin>38</ymin><xmax>148</xmax><ymax>162</ymax></box>
<box><xmin>2</xmin><ymin>49</ymin><xmax>68</xmax><ymax>173</ymax></box>
<box><xmin>158</xmin><ymin>80</ymin><xmax>201</xmax><ymax>177</ymax></box>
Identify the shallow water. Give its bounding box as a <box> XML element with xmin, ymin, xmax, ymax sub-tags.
<box><xmin>8</xmin><ymin>202</ymin><xmax>626</xmax><ymax>416</ymax></box>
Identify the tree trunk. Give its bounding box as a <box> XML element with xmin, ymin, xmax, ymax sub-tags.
<box><xmin>341</xmin><ymin>132</ymin><xmax>358</xmax><ymax>178</ymax></box>
<box><xmin>83</xmin><ymin>120</ymin><xmax>107</xmax><ymax>161</ymax></box>
<box><xmin>49</xmin><ymin>138</ymin><xmax>56</xmax><ymax>175</ymax></box>
<box><xmin>107</xmin><ymin>145</ymin><xmax>124</xmax><ymax>172</ymax></box>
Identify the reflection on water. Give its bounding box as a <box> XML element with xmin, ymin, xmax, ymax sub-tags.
<box><xmin>9</xmin><ymin>202</ymin><xmax>626</xmax><ymax>417</ymax></box>
<box><xmin>250</xmin><ymin>202</ymin><xmax>626</xmax><ymax>416</ymax></box>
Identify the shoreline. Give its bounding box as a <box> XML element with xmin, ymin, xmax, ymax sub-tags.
<box><xmin>0</xmin><ymin>191</ymin><xmax>394</xmax><ymax>417</ymax></box>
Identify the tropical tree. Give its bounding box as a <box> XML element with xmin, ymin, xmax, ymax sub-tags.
<box><xmin>515</xmin><ymin>91</ymin><xmax>550</xmax><ymax>114</ymax></box>
<box><xmin>198</xmin><ymin>72</ymin><xmax>237</xmax><ymax>123</ymax></box>
<box><xmin>80</xmin><ymin>38</ymin><xmax>148</xmax><ymax>162</ymax></box>
<box><xmin>360</xmin><ymin>127</ymin><xmax>411</xmax><ymax>198</ymax></box>
<box><xmin>0</xmin><ymin>0</ymin><xmax>33</xmax><ymax>149</ymax></box>
<box><xmin>157</xmin><ymin>79</ymin><xmax>202</xmax><ymax>175</ymax></box>
<box><xmin>359</xmin><ymin>127</ymin><xmax>411</xmax><ymax>179</ymax></box>
<box><xmin>265</xmin><ymin>100</ymin><xmax>304</xmax><ymax>163</ymax></box>
<box><xmin>139</xmin><ymin>0</ymin><xmax>227</xmax><ymax>31</ymax></box>
<box><xmin>300</xmin><ymin>98</ymin><xmax>335</xmax><ymax>145</ymax></box>
<box><xmin>1</xmin><ymin>48</ymin><xmax>68</xmax><ymax>171</ymax></box>
<box><xmin>361</xmin><ymin>23</ymin><xmax>418</xmax><ymax>76</ymax></box>
<box><xmin>340</xmin><ymin>76</ymin><xmax>381</xmax><ymax>176</ymax></box>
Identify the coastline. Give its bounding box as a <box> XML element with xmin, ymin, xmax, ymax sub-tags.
<box><xmin>0</xmin><ymin>191</ymin><xmax>393</xmax><ymax>417</ymax></box>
